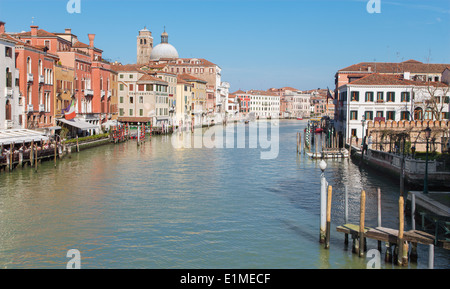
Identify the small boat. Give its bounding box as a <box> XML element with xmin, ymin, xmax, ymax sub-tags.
<box><xmin>315</xmin><ymin>128</ymin><xmax>324</xmax><ymax>133</ymax></box>
<box><xmin>297</xmin><ymin>117</ymin><xmax>303</xmax><ymax>120</ymax></box>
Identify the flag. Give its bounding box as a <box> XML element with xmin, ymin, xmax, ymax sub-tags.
<box><xmin>327</xmin><ymin>87</ymin><xmax>334</xmax><ymax>101</ymax></box>
<box><xmin>63</xmin><ymin>100</ymin><xmax>76</xmax><ymax>120</ymax></box>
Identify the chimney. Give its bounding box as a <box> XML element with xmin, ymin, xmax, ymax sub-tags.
<box><xmin>65</xmin><ymin>28</ymin><xmax>72</xmax><ymax>34</ymax></box>
<box><xmin>88</xmin><ymin>34</ymin><xmax>95</xmax><ymax>47</ymax></box>
<box><xmin>0</xmin><ymin>21</ymin><xmax>5</xmax><ymax>34</ymax></box>
<box><xmin>31</xmin><ymin>25</ymin><xmax>38</xmax><ymax>36</ymax></box>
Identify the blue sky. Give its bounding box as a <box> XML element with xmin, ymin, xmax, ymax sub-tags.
<box><xmin>0</xmin><ymin>0</ymin><xmax>449</xmax><ymax>92</ymax></box>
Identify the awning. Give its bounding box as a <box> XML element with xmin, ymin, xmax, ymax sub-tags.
<box><xmin>0</xmin><ymin>129</ymin><xmax>49</xmax><ymax>145</ymax></box>
<box><xmin>57</xmin><ymin>118</ymin><xmax>98</xmax><ymax>130</ymax></box>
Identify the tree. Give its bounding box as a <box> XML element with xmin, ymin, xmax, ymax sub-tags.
<box><xmin>413</xmin><ymin>82</ymin><xmax>450</xmax><ymax>121</ymax></box>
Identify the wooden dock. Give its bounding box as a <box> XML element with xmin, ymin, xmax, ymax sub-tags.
<box><xmin>336</xmin><ymin>224</ymin><xmax>447</xmax><ymax>249</ymax></box>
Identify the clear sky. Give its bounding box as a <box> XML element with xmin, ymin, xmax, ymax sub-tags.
<box><xmin>0</xmin><ymin>0</ymin><xmax>449</xmax><ymax>92</ymax></box>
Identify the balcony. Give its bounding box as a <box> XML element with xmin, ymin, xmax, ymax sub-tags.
<box><xmin>27</xmin><ymin>73</ymin><xmax>34</xmax><ymax>83</ymax></box>
<box><xmin>39</xmin><ymin>104</ymin><xmax>45</xmax><ymax>112</ymax></box>
<box><xmin>108</xmin><ymin>90</ymin><xmax>112</xmax><ymax>99</ymax></box>
<box><xmin>101</xmin><ymin>90</ymin><xmax>106</xmax><ymax>98</ymax></box>
<box><xmin>5</xmin><ymin>87</ymin><xmax>13</xmax><ymax>98</ymax></box>
<box><xmin>27</xmin><ymin>104</ymin><xmax>34</xmax><ymax>113</ymax></box>
<box><xmin>39</xmin><ymin>75</ymin><xmax>45</xmax><ymax>84</ymax></box>
<box><xmin>5</xmin><ymin>120</ymin><xmax>13</xmax><ymax>130</ymax></box>
<box><xmin>84</xmin><ymin>89</ymin><xmax>94</xmax><ymax>96</ymax></box>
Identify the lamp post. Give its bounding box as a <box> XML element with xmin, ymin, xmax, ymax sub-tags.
<box><xmin>424</xmin><ymin>126</ymin><xmax>431</xmax><ymax>194</ymax></box>
<box><xmin>319</xmin><ymin>159</ymin><xmax>327</xmax><ymax>243</ymax></box>
<box><xmin>361</xmin><ymin>115</ymin><xmax>366</xmax><ymax>149</ymax></box>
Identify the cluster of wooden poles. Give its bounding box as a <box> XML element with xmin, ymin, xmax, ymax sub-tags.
<box><xmin>297</xmin><ymin>130</ymin><xmax>342</xmax><ymax>156</ymax></box>
<box><xmin>0</xmin><ymin>137</ymin><xmax>74</xmax><ymax>173</ymax></box>
<box><xmin>324</xmin><ymin>185</ymin><xmax>437</xmax><ymax>267</ymax></box>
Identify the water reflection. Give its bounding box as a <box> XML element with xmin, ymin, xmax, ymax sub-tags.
<box><xmin>0</xmin><ymin>120</ymin><xmax>448</xmax><ymax>268</ymax></box>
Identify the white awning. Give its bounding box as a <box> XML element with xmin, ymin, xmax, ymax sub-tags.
<box><xmin>57</xmin><ymin>118</ymin><xmax>98</xmax><ymax>130</ymax></box>
<box><xmin>0</xmin><ymin>129</ymin><xmax>49</xmax><ymax>145</ymax></box>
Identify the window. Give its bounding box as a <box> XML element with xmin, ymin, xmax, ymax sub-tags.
<box><xmin>364</xmin><ymin>111</ymin><xmax>373</xmax><ymax>121</ymax></box>
<box><xmin>139</xmin><ymin>96</ymin><xmax>143</xmax><ymax>103</ymax></box>
<box><xmin>351</xmin><ymin>129</ymin><xmax>357</xmax><ymax>137</ymax></box>
<box><xmin>401</xmin><ymin>92</ymin><xmax>410</xmax><ymax>102</ymax></box>
<box><xmin>5</xmin><ymin>46</ymin><xmax>12</xmax><ymax>58</ymax></box>
<box><xmin>376</xmin><ymin>111</ymin><xmax>384</xmax><ymax>118</ymax></box>
<box><xmin>387</xmin><ymin>92</ymin><xmax>395</xmax><ymax>102</ymax></box>
<box><xmin>146</xmin><ymin>84</ymin><xmax>152</xmax><ymax>91</ymax></box>
<box><xmin>365</xmin><ymin>92</ymin><xmax>374</xmax><ymax>102</ymax></box>
<box><xmin>119</xmin><ymin>96</ymin><xmax>124</xmax><ymax>104</ymax></box>
<box><xmin>120</xmin><ymin>74</ymin><xmax>124</xmax><ymax>79</ymax></box>
<box><xmin>139</xmin><ymin>109</ymin><xmax>143</xmax><ymax>116</ymax></box>
<box><xmin>119</xmin><ymin>108</ymin><xmax>124</xmax><ymax>116</ymax></box>
<box><xmin>120</xmin><ymin>84</ymin><xmax>124</xmax><ymax>91</ymax></box>
<box><xmin>377</xmin><ymin>92</ymin><xmax>384</xmax><ymax>102</ymax></box>
<box><xmin>129</xmin><ymin>109</ymin><xmax>133</xmax><ymax>116</ymax></box>
<box><xmin>351</xmin><ymin>91</ymin><xmax>359</xmax><ymax>102</ymax></box>
<box><xmin>350</xmin><ymin>110</ymin><xmax>358</xmax><ymax>120</ymax></box>
<box><xmin>129</xmin><ymin>96</ymin><xmax>134</xmax><ymax>104</ymax></box>
<box><xmin>387</xmin><ymin>111</ymin><xmax>395</xmax><ymax>120</ymax></box>
<box><xmin>443</xmin><ymin>96</ymin><xmax>450</xmax><ymax>104</ymax></box>
<box><xmin>138</xmin><ymin>84</ymin><xmax>145</xmax><ymax>92</ymax></box>
<box><xmin>400</xmin><ymin>111</ymin><xmax>410</xmax><ymax>120</ymax></box>
<box><xmin>129</xmin><ymin>84</ymin><xmax>134</xmax><ymax>91</ymax></box>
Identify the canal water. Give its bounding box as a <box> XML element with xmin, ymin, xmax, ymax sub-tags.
<box><xmin>0</xmin><ymin>120</ymin><xmax>448</xmax><ymax>269</ymax></box>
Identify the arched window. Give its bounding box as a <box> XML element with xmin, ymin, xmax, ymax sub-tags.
<box><xmin>6</xmin><ymin>67</ymin><xmax>12</xmax><ymax>88</ymax></box>
<box><xmin>27</xmin><ymin>57</ymin><xmax>32</xmax><ymax>74</ymax></box>
<box><xmin>5</xmin><ymin>100</ymin><xmax>11</xmax><ymax>120</ymax></box>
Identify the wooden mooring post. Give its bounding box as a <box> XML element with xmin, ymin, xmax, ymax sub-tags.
<box><xmin>325</xmin><ymin>185</ymin><xmax>332</xmax><ymax>249</ymax></box>
<box><xmin>358</xmin><ymin>190</ymin><xmax>366</xmax><ymax>257</ymax></box>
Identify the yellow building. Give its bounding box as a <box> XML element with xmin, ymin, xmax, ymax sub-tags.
<box><xmin>109</xmin><ymin>70</ymin><xmax>118</xmax><ymax>120</ymax></box>
<box><xmin>177</xmin><ymin>74</ymin><xmax>207</xmax><ymax>126</ymax></box>
<box><xmin>54</xmin><ymin>64</ymin><xmax>75</xmax><ymax>119</ymax></box>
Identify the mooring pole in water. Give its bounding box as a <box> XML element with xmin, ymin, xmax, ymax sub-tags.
<box><xmin>319</xmin><ymin>160</ymin><xmax>327</xmax><ymax>243</ymax></box>
<box><xmin>325</xmin><ymin>185</ymin><xmax>332</xmax><ymax>249</ymax></box>
<box><xmin>377</xmin><ymin>187</ymin><xmax>382</xmax><ymax>252</ymax></box>
<box><xmin>344</xmin><ymin>185</ymin><xmax>349</xmax><ymax>246</ymax></box>
<box><xmin>359</xmin><ymin>190</ymin><xmax>366</xmax><ymax>257</ymax></box>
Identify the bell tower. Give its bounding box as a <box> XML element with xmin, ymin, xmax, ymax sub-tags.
<box><xmin>137</xmin><ymin>27</ymin><xmax>153</xmax><ymax>64</ymax></box>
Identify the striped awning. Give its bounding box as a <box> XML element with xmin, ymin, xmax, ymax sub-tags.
<box><xmin>0</xmin><ymin>129</ymin><xmax>49</xmax><ymax>145</ymax></box>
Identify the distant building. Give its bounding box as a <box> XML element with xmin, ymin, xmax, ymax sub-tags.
<box><xmin>137</xmin><ymin>27</ymin><xmax>153</xmax><ymax>64</ymax></box>
<box><xmin>334</xmin><ymin>59</ymin><xmax>450</xmax><ymax>123</ymax></box>
<box><xmin>111</xmin><ymin>64</ymin><xmax>169</xmax><ymax>126</ymax></box>
<box><xmin>0</xmin><ymin>22</ymin><xmax>20</xmax><ymax>130</ymax></box>
<box><xmin>336</xmin><ymin>73</ymin><xmax>450</xmax><ymax>144</ymax></box>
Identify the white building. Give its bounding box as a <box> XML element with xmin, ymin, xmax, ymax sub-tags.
<box><xmin>0</xmin><ymin>31</ymin><xmax>21</xmax><ymax>130</ymax></box>
<box><xmin>248</xmin><ymin>90</ymin><xmax>280</xmax><ymax>118</ymax></box>
<box><xmin>285</xmin><ymin>91</ymin><xmax>311</xmax><ymax>118</ymax></box>
<box><xmin>337</xmin><ymin>73</ymin><xmax>449</xmax><ymax>143</ymax></box>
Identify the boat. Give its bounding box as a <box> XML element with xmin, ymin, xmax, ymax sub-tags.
<box><xmin>315</xmin><ymin>128</ymin><xmax>323</xmax><ymax>133</ymax></box>
<box><xmin>297</xmin><ymin>117</ymin><xmax>303</xmax><ymax>120</ymax></box>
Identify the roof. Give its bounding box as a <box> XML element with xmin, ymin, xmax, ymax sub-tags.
<box><xmin>232</xmin><ymin>90</ymin><xmax>246</xmax><ymax>95</ymax></box>
<box><xmin>347</xmin><ymin>73</ymin><xmax>449</xmax><ymax>88</ymax></box>
<box><xmin>137</xmin><ymin>74</ymin><xmax>168</xmax><ymax>83</ymax></box>
<box><xmin>177</xmin><ymin>73</ymin><xmax>207</xmax><ymax>83</ymax></box>
<box><xmin>338</xmin><ymin>60</ymin><xmax>450</xmax><ymax>74</ymax></box>
<box><xmin>14</xmin><ymin>29</ymin><xmax>58</xmax><ymax>38</ymax></box>
<box><xmin>72</xmin><ymin>41</ymin><xmax>90</xmax><ymax>48</ymax></box>
<box><xmin>168</xmin><ymin>58</ymin><xmax>217</xmax><ymax>67</ymax></box>
<box><xmin>0</xmin><ymin>129</ymin><xmax>49</xmax><ymax>145</ymax></box>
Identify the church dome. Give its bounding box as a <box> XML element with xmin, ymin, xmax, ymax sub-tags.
<box><xmin>150</xmin><ymin>43</ymin><xmax>179</xmax><ymax>60</ymax></box>
<box><xmin>150</xmin><ymin>28</ymin><xmax>179</xmax><ymax>60</ymax></box>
